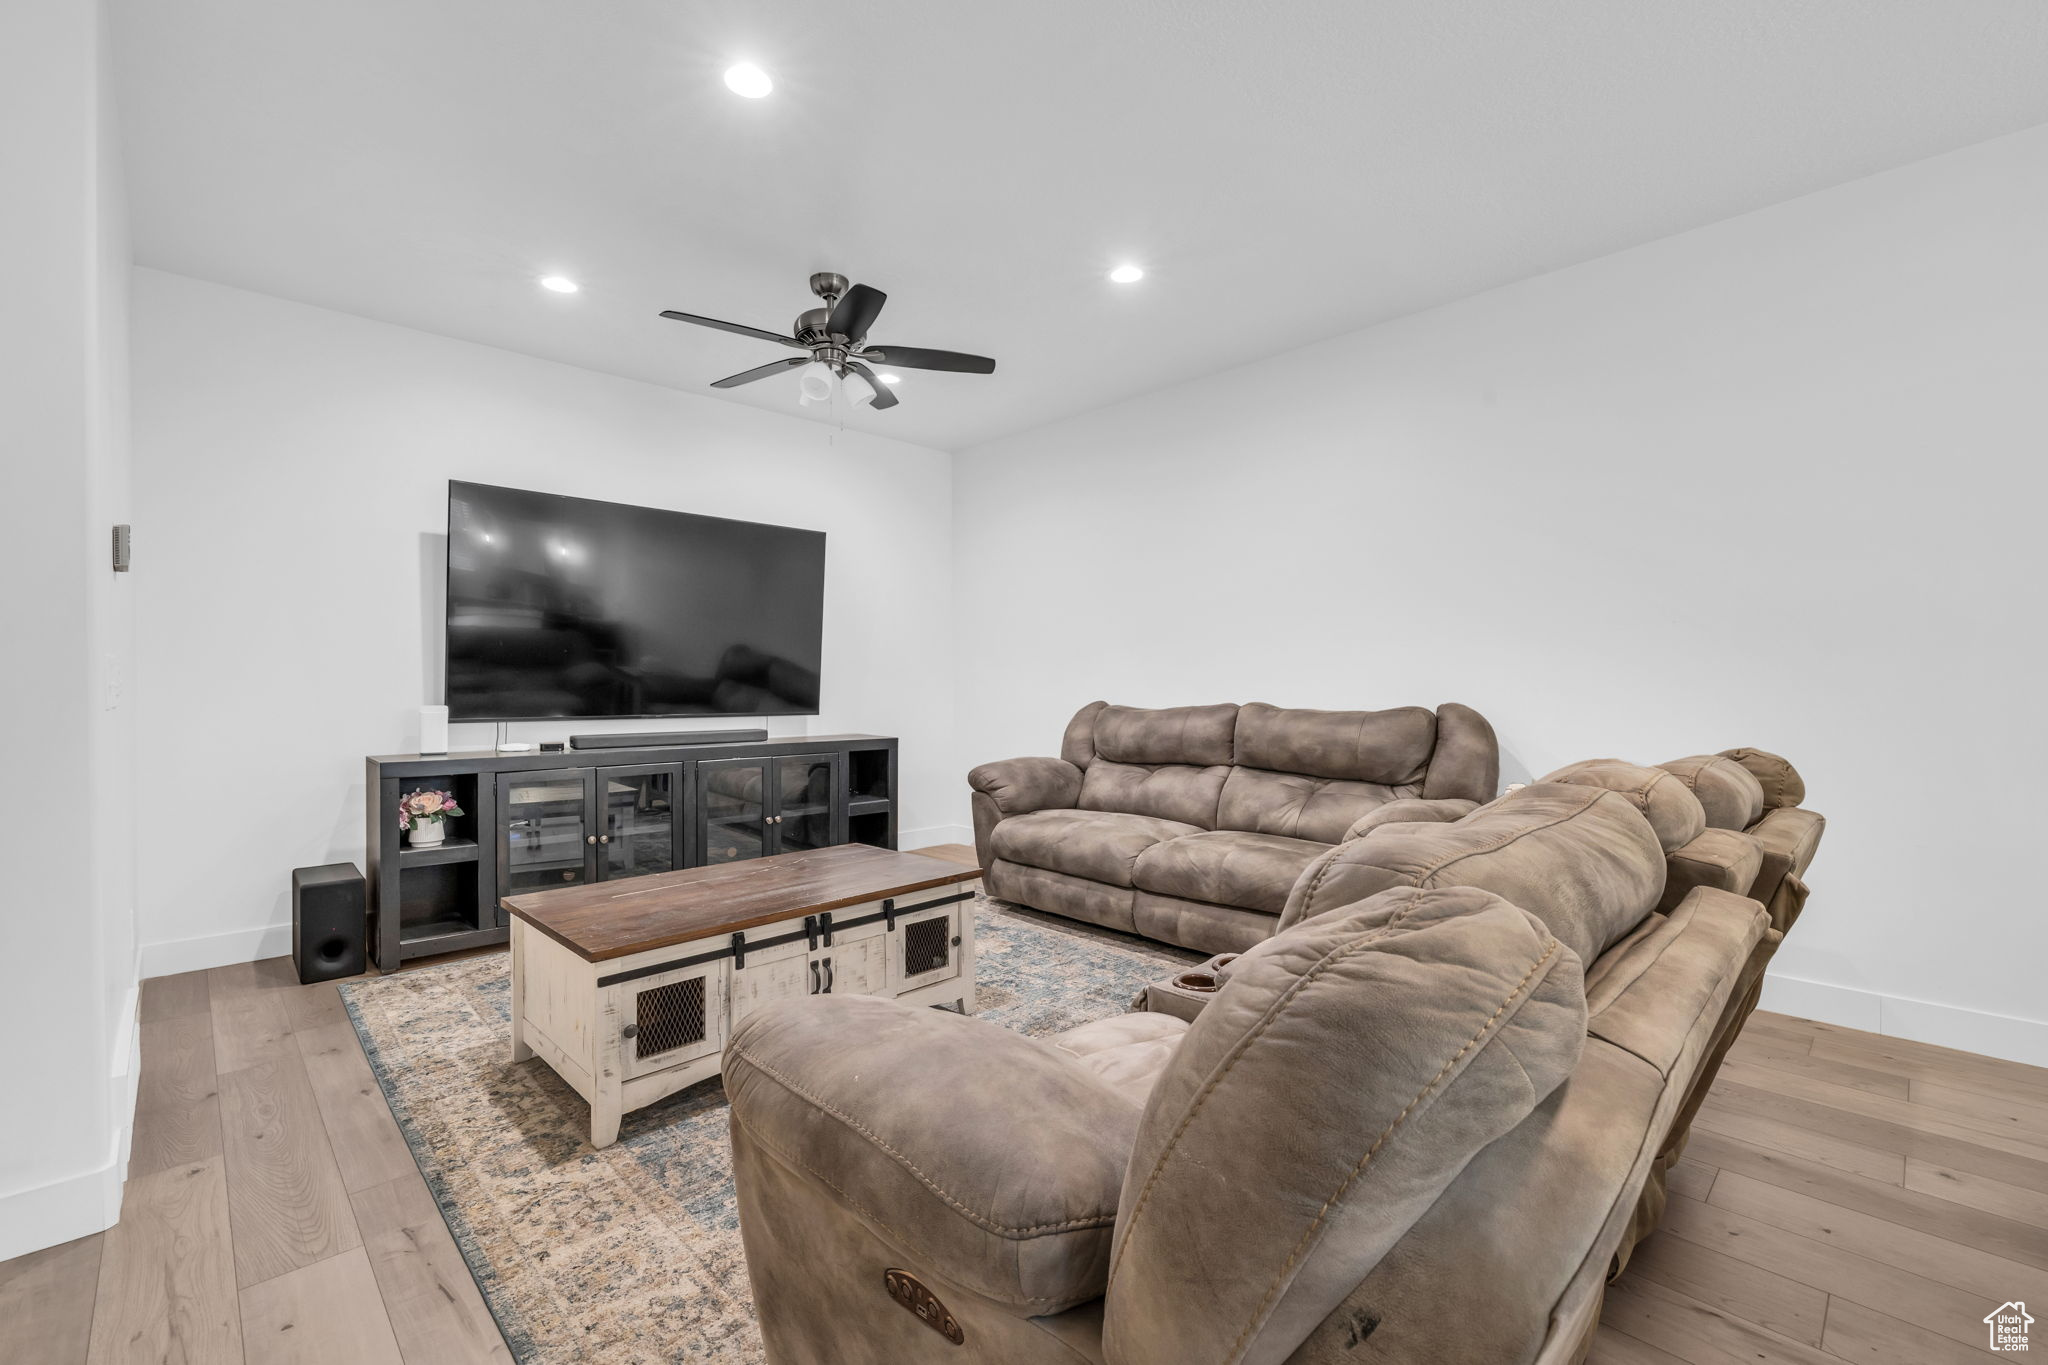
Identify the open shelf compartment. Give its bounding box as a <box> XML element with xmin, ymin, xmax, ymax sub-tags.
<box><xmin>397</xmin><ymin>860</ymin><xmax>484</xmax><ymax>944</ymax></box>
<box><xmin>847</xmin><ymin>747</ymin><xmax>893</xmax><ymax>804</ymax></box>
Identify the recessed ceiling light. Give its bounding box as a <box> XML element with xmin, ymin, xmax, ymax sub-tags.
<box><xmin>539</xmin><ymin>275</ymin><xmax>580</xmax><ymax>294</ymax></box>
<box><xmin>1109</xmin><ymin>264</ymin><xmax>1145</xmax><ymax>284</ymax></box>
<box><xmin>724</xmin><ymin>63</ymin><xmax>773</xmax><ymax>98</ymax></box>
<box><xmin>878</xmin><ymin>373</ymin><xmax>900</xmax><ymax>385</ymax></box>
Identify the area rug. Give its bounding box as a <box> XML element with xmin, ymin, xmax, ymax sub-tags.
<box><xmin>340</xmin><ymin>896</ymin><xmax>1198</xmax><ymax>1364</ymax></box>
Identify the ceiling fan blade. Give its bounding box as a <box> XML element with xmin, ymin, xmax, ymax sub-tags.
<box><xmin>659</xmin><ymin>309</ymin><xmax>805</xmax><ymax>349</ymax></box>
<box><xmin>861</xmin><ymin>346</ymin><xmax>996</xmax><ymax>374</ymax></box>
<box><xmin>826</xmin><ymin>284</ymin><xmax>886</xmax><ymax>342</ymax></box>
<box><xmin>710</xmin><ymin>356</ymin><xmax>809</xmax><ymax>389</ymax></box>
<box><xmin>846</xmin><ymin>361</ymin><xmax>899</xmax><ymax>410</ymax></box>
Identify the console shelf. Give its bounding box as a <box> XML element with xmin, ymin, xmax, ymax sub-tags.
<box><xmin>398</xmin><ymin>838</ymin><xmax>479</xmax><ymax>867</ymax></box>
<box><xmin>365</xmin><ymin>733</ymin><xmax>898</xmax><ymax>970</ymax></box>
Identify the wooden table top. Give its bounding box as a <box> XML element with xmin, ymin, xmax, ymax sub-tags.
<box><xmin>502</xmin><ymin>844</ymin><xmax>984</xmax><ymax>962</ymax></box>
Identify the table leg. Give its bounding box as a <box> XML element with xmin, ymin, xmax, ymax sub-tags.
<box><xmin>508</xmin><ymin>919</ymin><xmax>534</xmax><ymax>1063</ymax></box>
<box><xmin>591</xmin><ymin>1087</ymin><xmax>623</xmax><ymax>1149</ymax></box>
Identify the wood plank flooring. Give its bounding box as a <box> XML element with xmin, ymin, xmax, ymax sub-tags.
<box><xmin>7</xmin><ymin>843</ymin><xmax>2043</xmax><ymax>1363</ymax></box>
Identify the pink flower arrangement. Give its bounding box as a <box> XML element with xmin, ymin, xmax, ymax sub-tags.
<box><xmin>399</xmin><ymin>789</ymin><xmax>464</xmax><ymax>830</ymax></box>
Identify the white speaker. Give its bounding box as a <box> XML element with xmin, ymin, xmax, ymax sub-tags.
<box><xmin>419</xmin><ymin>705</ymin><xmax>449</xmax><ymax>756</ymax></box>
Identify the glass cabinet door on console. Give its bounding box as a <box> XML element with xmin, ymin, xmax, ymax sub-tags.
<box><xmin>696</xmin><ymin>757</ymin><xmax>771</xmax><ymax>866</ymax></box>
<box><xmin>773</xmin><ymin>754</ymin><xmax>842</xmax><ymax>853</ymax></box>
<box><xmin>499</xmin><ymin>769</ymin><xmax>597</xmax><ymax>893</ymax></box>
<box><xmin>598</xmin><ymin>764</ymin><xmax>680</xmax><ymax>881</ymax></box>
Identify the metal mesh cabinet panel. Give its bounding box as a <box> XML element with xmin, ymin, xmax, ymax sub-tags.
<box><xmin>903</xmin><ymin>916</ymin><xmax>952</xmax><ymax>978</ymax></box>
<box><xmin>636</xmin><ymin>975</ymin><xmax>707</xmax><ymax>1060</ymax></box>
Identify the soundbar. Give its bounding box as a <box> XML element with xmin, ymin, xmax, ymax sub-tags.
<box><xmin>569</xmin><ymin>728</ymin><xmax>770</xmax><ymax>750</ymax></box>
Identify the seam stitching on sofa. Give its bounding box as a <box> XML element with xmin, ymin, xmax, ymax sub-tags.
<box><xmin>1106</xmin><ymin>891</ymin><xmax>1434</xmax><ymax>1289</ymax></box>
<box><xmin>1410</xmin><ymin>787</ymin><xmax>1606</xmax><ymax>886</ymax></box>
<box><xmin>730</xmin><ymin>1111</ymin><xmax>1083</xmax><ymax>1309</ymax></box>
<box><xmin>1225</xmin><ymin>934</ymin><xmax>1564</xmax><ymax>1363</ymax></box>
<box><xmin>726</xmin><ymin>1043</ymin><xmax>1120</xmax><ymax>1238</ymax></box>
<box><xmin>1300</xmin><ymin>790</ymin><xmax>1609</xmax><ymax>919</ymax></box>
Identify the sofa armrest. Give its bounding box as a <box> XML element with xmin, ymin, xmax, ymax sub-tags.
<box><xmin>1657</xmin><ymin>828</ymin><xmax>1764</xmax><ymax>914</ymax></box>
<box><xmin>725</xmin><ymin>995</ymin><xmax>1140</xmax><ymax>1315</ymax></box>
<box><xmin>1342</xmin><ymin>797</ymin><xmax>1479</xmax><ymax>841</ymax></box>
<box><xmin>1744</xmin><ymin>805</ymin><xmax>1824</xmax><ymax>934</ymax></box>
<box><xmin>969</xmin><ymin>756</ymin><xmax>1083</xmax><ymax>818</ymax></box>
<box><xmin>1748</xmin><ymin>805</ymin><xmax>1824</xmax><ymax>879</ymax></box>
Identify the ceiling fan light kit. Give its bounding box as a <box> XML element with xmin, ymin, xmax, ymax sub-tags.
<box><xmin>660</xmin><ymin>271</ymin><xmax>996</xmax><ymax>412</ymax></box>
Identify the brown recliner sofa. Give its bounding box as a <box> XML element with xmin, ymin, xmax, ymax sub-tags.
<box><xmin>724</xmin><ymin>766</ymin><xmax>1786</xmax><ymax>1365</ymax></box>
<box><xmin>968</xmin><ymin>701</ymin><xmax>1499</xmax><ymax>954</ymax></box>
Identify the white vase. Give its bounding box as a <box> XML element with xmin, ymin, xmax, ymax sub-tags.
<box><xmin>409</xmin><ymin>820</ymin><xmax>447</xmax><ymax>847</ymax></box>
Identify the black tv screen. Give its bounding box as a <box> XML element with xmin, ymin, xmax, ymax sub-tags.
<box><xmin>445</xmin><ymin>482</ymin><xmax>825</xmax><ymax>721</ymax></box>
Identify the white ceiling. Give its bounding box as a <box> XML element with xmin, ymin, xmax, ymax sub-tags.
<box><xmin>112</xmin><ymin>1</ymin><xmax>2048</xmax><ymax>452</ymax></box>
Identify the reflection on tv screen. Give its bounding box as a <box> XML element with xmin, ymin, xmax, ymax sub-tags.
<box><xmin>445</xmin><ymin>482</ymin><xmax>825</xmax><ymax>721</ymax></box>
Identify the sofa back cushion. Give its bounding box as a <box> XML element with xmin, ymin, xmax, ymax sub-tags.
<box><xmin>1078</xmin><ymin>761</ymin><xmax>1230</xmax><ymax>829</ymax></box>
<box><xmin>1102</xmin><ymin>885</ymin><xmax>1586</xmax><ymax>1365</ymax></box>
<box><xmin>1067</xmin><ymin>704</ymin><xmax>1240</xmax><ymax>829</ymax></box>
<box><xmin>1080</xmin><ymin>702</ymin><xmax>1240</xmax><ymax>766</ymax></box>
<box><xmin>1232</xmin><ymin>703</ymin><xmax>1437</xmax><ymax>783</ymax></box>
<box><xmin>1279</xmin><ymin>784</ymin><xmax>1666</xmax><ymax>968</ymax></box>
<box><xmin>1659</xmin><ymin>755</ymin><xmax>1766</xmax><ymax>830</ymax></box>
<box><xmin>1214</xmin><ymin>703</ymin><xmax>1435</xmax><ymax>842</ymax></box>
<box><xmin>1717</xmin><ymin>747</ymin><xmax>1806</xmax><ymax>809</ymax></box>
<box><xmin>1217</xmin><ymin>770</ymin><xmax>1422</xmax><ymax>844</ymax></box>
<box><xmin>1540</xmin><ymin>759</ymin><xmax>1706</xmax><ymax>853</ymax></box>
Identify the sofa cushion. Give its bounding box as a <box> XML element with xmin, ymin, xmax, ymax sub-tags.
<box><xmin>1132</xmin><ymin>894</ymin><xmax>1278</xmax><ymax>955</ymax></box>
<box><xmin>1344</xmin><ymin>797</ymin><xmax>1481</xmax><ymax>841</ymax></box>
<box><xmin>1216</xmin><ymin>768</ymin><xmax>1420</xmax><ymax>844</ymax></box>
<box><xmin>1658</xmin><ymin>755</ymin><xmax>1766</xmax><ymax>831</ymax></box>
<box><xmin>987</xmin><ymin>859</ymin><xmax>1138</xmax><ymax>934</ymax></box>
<box><xmin>1279</xmin><ymin>784</ymin><xmax>1666</xmax><ymax>969</ymax></box>
<box><xmin>1133</xmin><ymin>830</ymin><xmax>1329</xmax><ymax>915</ymax></box>
<box><xmin>1079</xmin><ymin>760</ymin><xmax>1228</xmax><ymax>828</ymax></box>
<box><xmin>1092</xmin><ymin>703</ymin><xmax>1240</xmax><ymax>766</ymax></box>
<box><xmin>1051</xmin><ymin>1013</ymin><xmax>1190</xmax><ymax>1105</ymax></box>
<box><xmin>1102</xmin><ymin>885</ymin><xmax>1586</xmax><ymax>1365</ymax></box>
<box><xmin>1540</xmin><ymin>758</ymin><xmax>1705</xmax><ymax>853</ymax></box>
<box><xmin>992</xmin><ymin>809</ymin><xmax>1202</xmax><ymax>888</ymax></box>
<box><xmin>1232</xmin><ymin>702</ymin><xmax>1437</xmax><ymax>784</ymax></box>
<box><xmin>1718</xmin><ymin>747</ymin><xmax>1806</xmax><ymax>809</ymax></box>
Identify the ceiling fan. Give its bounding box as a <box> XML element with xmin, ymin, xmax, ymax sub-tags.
<box><xmin>659</xmin><ymin>272</ymin><xmax>996</xmax><ymax>411</ymax></box>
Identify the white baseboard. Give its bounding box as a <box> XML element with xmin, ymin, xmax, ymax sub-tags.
<box><xmin>0</xmin><ymin>1145</ymin><xmax>125</xmax><ymax>1263</ymax></box>
<box><xmin>0</xmin><ymin>986</ymin><xmax>139</xmax><ymax>1263</ymax></box>
<box><xmin>1761</xmin><ymin>968</ymin><xmax>2048</xmax><ymax>1069</ymax></box>
<box><xmin>900</xmin><ymin>823</ymin><xmax>973</xmax><ymax>851</ymax></box>
<box><xmin>141</xmin><ymin>921</ymin><xmax>294</xmax><ymax>978</ymax></box>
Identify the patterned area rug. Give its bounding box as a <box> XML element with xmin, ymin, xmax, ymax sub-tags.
<box><xmin>340</xmin><ymin>896</ymin><xmax>1197</xmax><ymax>1364</ymax></box>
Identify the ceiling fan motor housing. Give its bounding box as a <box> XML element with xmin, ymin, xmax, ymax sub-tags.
<box><xmin>660</xmin><ymin>273</ymin><xmax>995</xmax><ymax>403</ymax></box>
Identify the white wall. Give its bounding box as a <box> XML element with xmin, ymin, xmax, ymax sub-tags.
<box><xmin>0</xmin><ymin>0</ymin><xmax>138</xmax><ymax>1261</ymax></box>
<box><xmin>954</xmin><ymin>125</ymin><xmax>2048</xmax><ymax>1065</ymax></box>
<box><xmin>133</xmin><ymin>270</ymin><xmax>959</xmax><ymax>974</ymax></box>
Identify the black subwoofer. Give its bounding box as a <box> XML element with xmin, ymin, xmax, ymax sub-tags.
<box><xmin>293</xmin><ymin>863</ymin><xmax>366</xmax><ymax>984</ymax></box>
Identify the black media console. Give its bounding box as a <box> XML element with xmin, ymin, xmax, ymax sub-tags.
<box><xmin>363</xmin><ymin>733</ymin><xmax>898</xmax><ymax>971</ymax></box>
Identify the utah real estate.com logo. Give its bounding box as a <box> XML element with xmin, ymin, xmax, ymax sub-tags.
<box><xmin>1985</xmin><ymin>1301</ymin><xmax>2033</xmax><ymax>1353</ymax></box>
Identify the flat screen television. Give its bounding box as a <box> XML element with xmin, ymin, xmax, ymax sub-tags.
<box><xmin>444</xmin><ymin>481</ymin><xmax>825</xmax><ymax>721</ymax></box>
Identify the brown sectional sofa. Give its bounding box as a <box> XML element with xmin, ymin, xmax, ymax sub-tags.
<box><xmin>969</xmin><ymin>701</ymin><xmax>1500</xmax><ymax>954</ymax></box>
<box><xmin>725</xmin><ymin>746</ymin><xmax>1824</xmax><ymax>1365</ymax></box>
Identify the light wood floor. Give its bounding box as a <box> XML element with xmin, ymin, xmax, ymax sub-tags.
<box><xmin>7</xmin><ymin>845</ymin><xmax>2045</xmax><ymax>1363</ymax></box>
